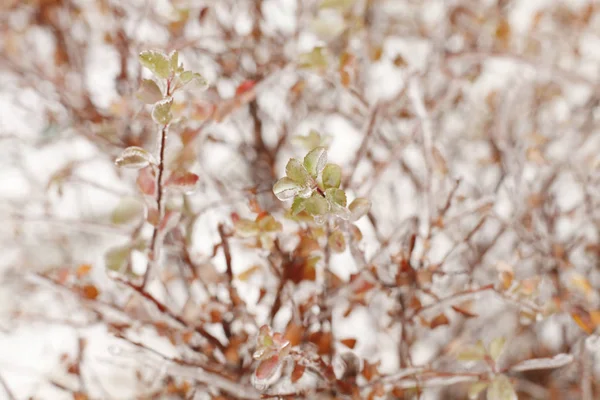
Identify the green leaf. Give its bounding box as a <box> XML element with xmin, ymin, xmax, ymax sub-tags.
<box><xmin>257</xmin><ymin>215</ymin><xmax>282</xmax><ymax>232</ymax></box>
<box><xmin>179</xmin><ymin>70</ymin><xmax>194</xmax><ymax>83</ymax></box>
<box><xmin>234</xmin><ymin>219</ymin><xmax>260</xmax><ymax>238</ymax></box>
<box><xmin>169</xmin><ymin>50</ymin><xmax>179</xmax><ymax>72</ymax></box>
<box><xmin>328</xmin><ymin>230</ymin><xmax>346</xmax><ymax>253</ymax></box>
<box><xmin>292</xmin><ymin>130</ymin><xmax>330</xmax><ymax>150</ymax></box>
<box><xmin>304</xmin><ymin>147</ymin><xmax>327</xmax><ymax>177</ymax></box>
<box><xmin>487</xmin><ymin>375</ymin><xmax>516</xmax><ymax>400</ymax></box>
<box><xmin>136</xmin><ymin>79</ymin><xmax>164</xmax><ymax>104</ymax></box>
<box><xmin>105</xmin><ymin>245</ymin><xmax>130</xmax><ymax>272</ymax></box>
<box><xmin>286</xmin><ymin>158</ymin><xmax>312</xmax><ymax>185</ymax></box>
<box><xmin>348</xmin><ymin>197</ymin><xmax>371</xmax><ymax>221</ymax></box>
<box><xmin>489</xmin><ymin>337</ymin><xmax>506</xmax><ymax>362</ymax></box>
<box><xmin>291</xmin><ymin>197</ymin><xmax>306</xmax><ymax>215</ymax></box>
<box><xmin>139</xmin><ymin>50</ymin><xmax>171</xmax><ymax>79</ymax></box>
<box><xmin>304</xmin><ymin>193</ymin><xmax>329</xmax><ymax>215</ymax></box>
<box><xmin>322</xmin><ymin>163</ymin><xmax>342</xmax><ymax>189</ymax></box>
<box><xmin>320</xmin><ymin>0</ymin><xmax>355</xmax><ymax>10</ymax></box>
<box><xmin>190</xmin><ymin>72</ymin><xmax>209</xmax><ymax>91</ymax></box>
<box><xmin>458</xmin><ymin>341</ymin><xmax>487</xmax><ymax>362</ymax></box>
<box><xmin>111</xmin><ymin>197</ymin><xmax>144</xmax><ymax>225</ymax></box>
<box><xmin>299</xmin><ymin>47</ymin><xmax>328</xmax><ymax>70</ymax></box>
<box><xmin>115</xmin><ymin>146</ymin><xmax>157</xmax><ymax>169</ymax></box>
<box><xmin>152</xmin><ymin>97</ymin><xmax>174</xmax><ymax>125</ymax></box>
<box><xmin>468</xmin><ymin>382</ymin><xmax>489</xmax><ymax>400</ymax></box>
<box><xmin>273</xmin><ymin>177</ymin><xmax>301</xmax><ymax>200</ymax></box>
<box><xmin>325</xmin><ymin>188</ymin><xmax>347</xmax><ymax>207</ymax></box>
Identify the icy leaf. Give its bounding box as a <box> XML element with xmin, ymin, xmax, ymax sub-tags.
<box><xmin>166</xmin><ymin>171</ymin><xmax>200</xmax><ymax>194</ymax></box>
<box><xmin>509</xmin><ymin>353</ymin><xmax>574</xmax><ymax>372</ymax></box>
<box><xmin>325</xmin><ymin>188</ymin><xmax>347</xmax><ymax>207</ymax></box>
<box><xmin>136</xmin><ymin>167</ymin><xmax>156</xmax><ymax>196</ymax></box>
<box><xmin>291</xmin><ymin>363</ymin><xmax>306</xmax><ymax>383</ymax></box>
<box><xmin>105</xmin><ymin>245</ymin><xmax>130</xmax><ymax>272</ymax></box>
<box><xmin>136</xmin><ymin>79</ymin><xmax>164</xmax><ymax>104</ymax></box>
<box><xmin>328</xmin><ymin>230</ymin><xmax>346</xmax><ymax>253</ymax></box>
<box><xmin>458</xmin><ymin>341</ymin><xmax>486</xmax><ymax>362</ymax></box>
<box><xmin>286</xmin><ymin>158</ymin><xmax>311</xmax><ymax>185</ymax></box>
<box><xmin>152</xmin><ymin>97</ymin><xmax>174</xmax><ymax>125</ymax></box>
<box><xmin>234</xmin><ymin>219</ymin><xmax>259</xmax><ymax>238</ymax></box>
<box><xmin>349</xmin><ymin>197</ymin><xmax>371</xmax><ymax>221</ymax></box>
<box><xmin>139</xmin><ymin>50</ymin><xmax>171</xmax><ymax>79</ymax></box>
<box><xmin>273</xmin><ymin>177</ymin><xmax>301</xmax><ymax>200</ymax></box>
<box><xmin>255</xmin><ymin>355</ymin><xmax>280</xmax><ymax>380</ymax></box>
<box><xmin>468</xmin><ymin>382</ymin><xmax>488</xmax><ymax>400</ymax></box>
<box><xmin>115</xmin><ymin>146</ymin><xmax>156</xmax><ymax>169</ymax></box>
<box><xmin>111</xmin><ymin>197</ymin><xmax>144</xmax><ymax>225</ymax></box>
<box><xmin>257</xmin><ymin>214</ymin><xmax>282</xmax><ymax>232</ymax></box>
<box><xmin>489</xmin><ymin>337</ymin><xmax>506</xmax><ymax>362</ymax></box>
<box><xmin>291</xmin><ymin>197</ymin><xmax>306</xmax><ymax>215</ymax></box>
<box><xmin>304</xmin><ymin>147</ymin><xmax>327</xmax><ymax>177</ymax></box>
<box><xmin>487</xmin><ymin>375</ymin><xmax>516</xmax><ymax>400</ymax></box>
<box><xmin>179</xmin><ymin>70</ymin><xmax>194</xmax><ymax>83</ymax></box>
<box><xmin>322</xmin><ymin>163</ymin><xmax>342</xmax><ymax>189</ymax></box>
<box><xmin>169</xmin><ymin>50</ymin><xmax>179</xmax><ymax>72</ymax></box>
<box><xmin>305</xmin><ymin>193</ymin><xmax>330</xmax><ymax>215</ymax></box>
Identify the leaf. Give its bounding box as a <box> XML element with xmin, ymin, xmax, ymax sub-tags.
<box><xmin>322</xmin><ymin>163</ymin><xmax>342</xmax><ymax>189</ymax></box>
<box><xmin>571</xmin><ymin>306</ymin><xmax>597</xmax><ymax>334</ymax></box>
<box><xmin>291</xmin><ymin>363</ymin><xmax>306</xmax><ymax>383</ymax></box>
<box><xmin>169</xmin><ymin>50</ymin><xmax>179</xmax><ymax>72</ymax></box>
<box><xmin>81</xmin><ymin>284</ymin><xmax>99</xmax><ymax>300</ymax></box>
<box><xmin>152</xmin><ymin>97</ymin><xmax>174</xmax><ymax>125</ymax></box>
<box><xmin>349</xmin><ymin>198</ymin><xmax>371</xmax><ymax>221</ymax></box>
<box><xmin>325</xmin><ymin>188</ymin><xmax>347</xmax><ymax>207</ymax></box>
<box><xmin>236</xmin><ymin>80</ymin><xmax>256</xmax><ymax>96</ymax></box>
<box><xmin>286</xmin><ymin>158</ymin><xmax>311</xmax><ymax>185</ymax></box>
<box><xmin>136</xmin><ymin>79</ymin><xmax>164</xmax><ymax>104</ymax></box>
<box><xmin>273</xmin><ymin>177</ymin><xmax>301</xmax><ymax>200</ymax></box>
<box><xmin>489</xmin><ymin>337</ymin><xmax>506</xmax><ymax>362</ymax></box>
<box><xmin>234</xmin><ymin>219</ymin><xmax>259</xmax><ymax>238</ymax></box>
<box><xmin>320</xmin><ymin>0</ymin><xmax>355</xmax><ymax>9</ymax></box>
<box><xmin>139</xmin><ymin>50</ymin><xmax>171</xmax><ymax>79</ymax></box>
<box><xmin>111</xmin><ymin>197</ymin><xmax>144</xmax><ymax>225</ymax></box>
<box><xmin>430</xmin><ymin>313</ymin><xmax>450</xmax><ymax>329</ymax></box>
<box><xmin>115</xmin><ymin>146</ymin><xmax>156</xmax><ymax>169</ymax></box>
<box><xmin>487</xmin><ymin>374</ymin><xmax>516</xmax><ymax>400</ymax></box>
<box><xmin>179</xmin><ymin>70</ymin><xmax>194</xmax><ymax>83</ymax></box>
<box><xmin>340</xmin><ymin>338</ymin><xmax>357</xmax><ymax>349</ymax></box>
<box><xmin>458</xmin><ymin>341</ymin><xmax>486</xmax><ymax>362</ymax></box>
<box><xmin>509</xmin><ymin>353</ymin><xmax>574</xmax><ymax>372</ymax></box>
<box><xmin>299</xmin><ymin>47</ymin><xmax>328</xmax><ymax>70</ymax></box>
<box><xmin>187</xmin><ymin>72</ymin><xmax>209</xmax><ymax>91</ymax></box>
<box><xmin>304</xmin><ymin>193</ymin><xmax>330</xmax><ymax>215</ymax></box>
<box><xmin>328</xmin><ymin>230</ymin><xmax>346</xmax><ymax>253</ymax></box>
<box><xmin>136</xmin><ymin>166</ymin><xmax>156</xmax><ymax>196</ymax></box>
<box><xmin>255</xmin><ymin>355</ymin><xmax>280</xmax><ymax>380</ymax></box>
<box><xmin>76</xmin><ymin>264</ymin><xmax>92</xmax><ymax>278</ymax></box>
<box><xmin>256</xmin><ymin>214</ymin><xmax>282</xmax><ymax>232</ymax></box>
<box><xmin>105</xmin><ymin>245</ymin><xmax>130</xmax><ymax>272</ymax></box>
<box><xmin>291</xmin><ymin>197</ymin><xmax>306</xmax><ymax>215</ymax></box>
<box><xmin>468</xmin><ymin>382</ymin><xmax>488</xmax><ymax>400</ymax></box>
<box><xmin>165</xmin><ymin>171</ymin><xmax>200</xmax><ymax>194</ymax></box>
<box><xmin>304</xmin><ymin>147</ymin><xmax>327</xmax><ymax>177</ymax></box>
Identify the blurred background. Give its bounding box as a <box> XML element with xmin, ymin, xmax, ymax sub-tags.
<box><xmin>1</xmin><ymin>0</ymin><xmax>600</xmax><ymax>399</ymax></box>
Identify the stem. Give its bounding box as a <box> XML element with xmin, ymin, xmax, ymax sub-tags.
<box><xmin>142</xmin><ymin>78</ymin><xmax>172</xmax><ymax>289</ymax></box>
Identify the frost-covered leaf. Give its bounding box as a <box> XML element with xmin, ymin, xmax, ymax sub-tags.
<box><xmin>169</xmin><ymin>50</ymin><xmax>179</xmax><ymax>72</ymax></box>
<box><xmin>489</xmin><ymin>337</ymin><xmax>506</xmax><ymax>362</ymax></box>
<box><xmin>105</xmin><ymin>245</ymin><xmax>130</xmax><ymax>272</ymax></box>
<box><xmin>305</xmin><ymin>193</ymin><xmax>329</xmax><ymax>215</ymax></box>
<box><xmin>257</xmin><ymin>214</ymin><xmax>282</xmax><ymax>232</ymax></box>
<box><xmin>286</xmin><ymin>158</ymin><xmax>311</xmax><ymax>185</ymax></box>
<box><xmin>328</xmin><ymin>230</ymin><xmax>346</xmax><ymax>253</ymax></box>
<box><xmin>234</xmin><ymin>219</ymin><xmax>259</xmax><ymax>238</ymax></box>
<box><xmin>165</xmin><ymin>171</ymin><xmax>200</xmax><ymax>194</ymax></box>
<box><xmin>115</xmin><ymin>146</ymin><xmax>156</xmax><ymax>169</ymax></box>
<box><xmin>509</xmin><ymin>353</ymin><xmax>574</xmax><ymax>372</ymax></box>
<box><xmin>152</xmin><ymin>97</ymin><xmax>174</xmax><ymax>125</ymax></box>
<box><xmin>136</xmin><ymin>167</ymin><xmax>156</xmax><ymax>196</ymax></box>
<box><xmin>273</xmin><ymin>177</ymin><xmax>301</xmax><ymax>200</ymax></box>
<box><xmin>325</xmin><ymin>188</ymin><xmax>347</xmax><ymax>207</ymax></box>
<box><xmin>111</xmin><ymin>197</ymin><xmax>144</xmax><ymax>225</ymax></box>
<box><xmin>291</xmin><ymin>197</ymin><xmax>306</xmax><ymax>215</ymax></box>
<box><xmin>322</xmin><ymin>163</ymin><xmax>342</xmax><ymax>189</ymax></box>
<box><xmin>139</xmin><ymin>50</ymin><xmax>171</xmax><ymax>79</ymax></box>
<box><xmin>487</xmin><ymin>375</ymin><xmax>516</xmax><ymax>400</ymax></box>
<box><xmin>304</xmin><ymin>147</ymin><xmax>327</xmax><ymax>177</ymax></box>
<box><xmin>179</xmin><ymin>70</ymin><xmax>194</xmax><ymax>83</ymax></box>
<box><xmin>349</xmin><ymin>197</ymin><xmax>371</xmax><ymax>221</ymax></box>
<box><xmin>136</xmin><ymin>79</ymin><xmax>164</xmax><ymax>104</ymax></box>
<box><xmin>468</xmin><ymin>382</ymin><xmax>488</xmax><ymax>400</ymax></box>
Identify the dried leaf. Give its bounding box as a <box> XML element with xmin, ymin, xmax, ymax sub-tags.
<box><xmin>430</xmin><ymin>313</ymin><xmax>450</xmax><ymax>329</ymax></box>
<box><xmin>291</xmin><ymin>363</ymin><xmax>306</xmax><ymax>383</ymax></box>
<box><xmin>340</xmin><ymin>338</ymin><xmax>357</xmax><ymax>349</ymax></box>
<box><xmin>81</xmin><ymin>284</ymin><xmax>99</xmax><ymax>300</ymax></box>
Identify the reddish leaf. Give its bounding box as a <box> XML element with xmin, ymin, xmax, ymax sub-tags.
<box><xmin>291</xmin><ymin>363</ymin><xmax>306</xmax><ymax>383</ymax></box>
<box><xmin>308</xmin><ymin>331</ymin><xmax>333</xmax><ymax>355</ymax></box>
<box><xmin>235</xmin><ymin>80</ymin><xmax>256</xmax><ymax>96</ymax></box>
<box><xmin>255</xmin><ymin>355</ymin><xmax>280</xmax><ymax>380</ymax></box>
<box><xmin>136</xmin><ymin>166</ymin><xmax>156</xmax><ymax>196</ymax></box>
<box><xmin>451</xmin><ymin>305</ymin><xmax>478</xmax><ymax>318</ymax></box>
<box><xmin>81</xmin><ymin>284</ymin><xmax>99</xmax><ymax>300</ymax></box>
<box><xmin>430</xmin><ymin>313</ymin><xmax>450</xmax><ymax>329</ymax></box>
<box><xmin>284</xmin><ymin>323</ymin><xmax>304</xmax><ymax>346</ymax></box>
<box><xmin>340</xmin><ymin>338</ymin><xmax>357</xmax><ymax>349</ymax></box>
<box><xmin>166</xmin><ymin>171</ymin><xmax>200</xmax><ymax>194</ymax></box>
<box><xmin>362</xmin><ymin>360</ymin><xmax>380</xmax><ymax>382</ymax></box>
